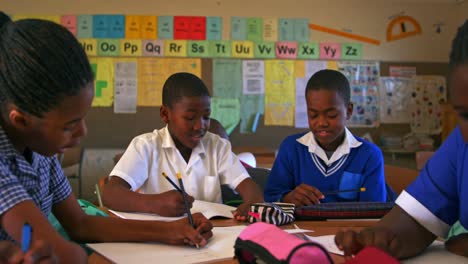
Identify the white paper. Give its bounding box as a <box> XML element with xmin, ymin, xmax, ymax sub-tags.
<box><xmin>242</xmin><ymin>60</ymin><xmax>265</xmax><ymax>95</ymax></box>
<box><xmin>109</xmin><ymin>200</ymin><xmax>236</xmax><ymax>221</ymax></box>
<box><xmin>114</xmin><ymin>61</ymin><xmax>137</xmax><ymax>113</ymax></box>
<box><xmin>87</xmin><ymin>226</ymin><xmax>247</xmax><ymax>264</ymax></box>
<box><xmin>294</xmin><ymin>77</ymin><xmax>308</xmax><ymax>128</ymax></box>
<box><xmin>379</xmin><ymin>77</ymin><xmax>412</xmax><ymax>123</ymax></box>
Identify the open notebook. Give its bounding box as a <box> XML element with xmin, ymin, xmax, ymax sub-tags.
<box><xmin>109</xmin><ymin>200</ymin><xmax>237</xmax><ymax>221</ymax></box>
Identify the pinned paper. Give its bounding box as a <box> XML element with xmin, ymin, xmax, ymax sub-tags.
<box><xmin>240</xmin><ymin>95</ymin><xmax>264</xmax><ymax>133</ymax></box>
<box><xmin>380</xmin><ymin>77</ymin><xmax>412</xmax><ymax>123</ymax></box>
<box><xmin>174</xmin><ymin>16</ymin><xmax>190</xmax><ymax>39</ymax></box>
<box><xmin>77</xmin><ymin>15</ymin><xmax>93</xmax><ymax>38</ymax></box>
<box><xmin>294</xmin><ymin>19</ymin><xmax>309</xmax><ymax>42</ymax></box>
<box><xmin>164</xmin><ymin>40</ymin><xmax>187</xmax><ymax>57</ymax></box>
<box><xmin>125</xmin><ymin>15</ymin><xmax>142</xmax><ymax>39</ymax></box>
<box><xmin>93</xmin><ymin>15</ymin><xmax>110</xmax><ymax>38</ymax></box>
<box><xmin>141</xmin><ymin>16</ymin><xmax>157</xmax><ymax>39</ymax></box>
<box><xmin>213</xmin><ymin>59</ymin><xmax>242</xmax><ymax>99</ymax></box>
<box><xmin>297</xmin><ymin>42</ymin><xmax>319</xmax><ymax>59</ymax></box>
<box><xmin>108</xmin><ymin>15</ymin><xmax>125</xmax><ymax>38</ymax></box>
<box><xmin>341</xmin><ymin>43</ymin><xmax>362</xmax><ymax>60</ymax></box>
<box><xmin>114</xmin><ymin>59</ymin><xmax>137</xmax><ymax>113</ymax></box>
<box><xmin>264</xmin><ymin>60</ymin><xmax>295</xmax><ymax>126</ymax></box>
<box><xmin>210</xmin><ymin>41</ymin><xmax>231</xmax><ymax>58</ymax></box>
<box><xmin>97</xmin><ymin>39</ymin><xmax>120</xmax><ymax>56</ymax></box>
<box><xmin>247</xmin><ymin>18</ymin><xmax>262</xmax><ymax>42</ymax></box>
<box><xmin>210</xmin><ymin>98</ymin><xmax>241</xmax><ymax>134</ymax></box>
<box><xmin>231</xmin><ymin>17</ymin><xmax>247</xmax><ymax>40</ymax></box>
<box><xmin>231</xmin><ymin>41</ymin><xmax>254</xmax><ymax>58</ymax></box>
<box><xmin>206</xmin><ymin>17</ymin><xmax>222</xmax><ymax>40</ymax></box>
<box><xmin>263</xmin><ymin>18</ymin><xmax>278</xmax><ymax>41</ymax></box>
<box><xmin>254</xmin><ymin>42</ymin><xmax>276</xmax><ymax>59</ymax></box>
<box><xmin>61</xmin><ymin>15</ymin><xmax>77</xmax><ymax>36</ymax></box>
<box><xmin>242</xmin><ymin>60</ymin><xmax>265</xmax><ymax>95</ymax></box>
<box><xmin>190</xmin><ymin>16</ymin><xmax>206</xmax><ymax>40</ymax></box>
<box><xmin>142</xmin><ymin>40</ymin><xmax>164</xmax><ymax>57</ymax></box>
<box><xmin>275</xmin><ymin>41</ymin><xmax>298</xmax><ymax>59</ymax></box>
<box><xmin>120</xmin><ymin>40</ymin><xmax>142</xmax><ymax>56</ymax></box>
<box><xmin>278</xmin><ymin>18</ymin><xmax>294</xmax><ymax>41</ymax></box>
<box><xmin>90</xmin><ymin>58</ymin><xmax>114</xmax><ymax>107</ymax></box>
<box><xmin>79</xmin><ymin>39</ymin><xmax>98</xmax><ymax>56</ymax></box>
<box><xmin>188</xmin><ymin>41</ymin><xmax>210</xmax><ymax>57</ymax></box>
<box><xmin>294</xmin><ymin>61</ymin><xmax>305</xmax><ymax>78</ymax></box>
<box><xmin>320</xmin><ymin>43</ymin><xmax>341</xmax><ymax>60</ymax></box>
<box><xmin>158</xmin><ymin>16</ymin><xmax>174</xmax><ymax>39</ymax></box>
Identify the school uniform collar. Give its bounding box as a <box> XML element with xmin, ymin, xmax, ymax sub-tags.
<box><xmin>296</xmin><ymin>127</ymin><xmax>362</xmax><ymax>165</ymax></box>
<box><xmin>159</xmin><ymin>125</ymin><xmax>206</xmax><ymax>156</ymax></box>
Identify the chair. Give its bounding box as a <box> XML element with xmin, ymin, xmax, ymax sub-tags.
<box><xmin>221</xmin><ymin>167</ymin><xmax>271</xmax><ymax>205</ymax></box>
<box><xmin>384</xmin><ymin>164</ymin><xmax>420</xmax><ymax>195</ymax></box>
<box><xmin>59</xmin><ymin>146</ymin><xmax>85</xmax><ymax>198</ymax></box>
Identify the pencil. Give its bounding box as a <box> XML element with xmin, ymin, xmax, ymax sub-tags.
<box><xmin>323</xmin><ymin>187</ymin><xmax>366</xmax><ymax>195</ymax></box>
<box><xmin>21</xmin><ymin>223</ymin><xmax>32</xmax><ymax>253</ymax></box>
<box><xmin>162</xmin><ymin>172</ymin><xmax>182</xmax><ymax>193</ymax></box>
<box><xmin>176</xmin><ymin>172</ymin><xmax>199</xmax><ymax>249</ymax></box>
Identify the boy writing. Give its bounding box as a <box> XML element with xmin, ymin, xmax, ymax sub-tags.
<box><xmin>264</xmin><ymin>69</ymin><xmax>389</xmax><ymax>206</ymax></box>
<box><xmin>335</xmin><ymin>20</ymin><xmax>468</xmax><ymax>259</ymax></box>
<box><xmin>102</xmin><ymin>72</ymin><xmax>264</xmax><ymax>220</ymax></box>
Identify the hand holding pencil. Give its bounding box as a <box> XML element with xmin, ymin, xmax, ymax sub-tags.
<box><xmin>159</xmin><ymin>172</ymin><xmax>194</xmax><ymax>217</ymax></box>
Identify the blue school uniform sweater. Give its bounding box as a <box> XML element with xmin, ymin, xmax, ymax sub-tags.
<box><xmin>264</xmin><ymin>130</ymin><xmax>387</xmax><ymax>203</ymax></box>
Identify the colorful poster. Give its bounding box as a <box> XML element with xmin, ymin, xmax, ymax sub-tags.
<box><xmin>89</xmin><ymin>58</ymin><xmax>114</xmax><ymax>107</ymax></box>
<box><xmin>264</xmin><ymin>60</ymin><xmax>295</xmax><ymax>126</ymax></box>
<box><xmin>379</xmin><ymin>77</ymin><xmax>412</xmax><ymax>123</ymax></box>
<box><xmin>242</xmin><ymin>60</ymin><xmax>264</xmax><ymax>95</ymax></box>
<box><xmin>114</xmin><ymin>60</ymin><xmax>137</xmax><ymax>113</ymax></box>
<box><xmin>409</xmin><ymin>76</ymin><xmax>446</xmax><ymax>134</ymax></box>
<box><xmin>210</xmin><ymin>98</ymin><xmax>241</xmax><ymax>134</ymax></box>
<box><xmin>338</xmin><ymin>61</ymin><xmax>380</xmax><ymax>127</ymax></box>
<box><xmin>137</xmin><ymin>58</ymin><xmax>201</xmax><ymax>106</ymax></box>
<box><xmin>213</xmin><ymin>59</ymin><xmax>242</xmax><ymax>99</ymax></box>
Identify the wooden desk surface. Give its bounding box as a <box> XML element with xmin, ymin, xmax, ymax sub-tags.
<box><xmin>88</xmin><ymin>219</ymin><xmax>377</xmax><ymax>264</ymax></box>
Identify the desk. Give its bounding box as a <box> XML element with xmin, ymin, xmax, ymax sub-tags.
<box><xmin>88</xmin><ymin>219</ymin><xmax>377</xmax><ymax>264</ymax></box>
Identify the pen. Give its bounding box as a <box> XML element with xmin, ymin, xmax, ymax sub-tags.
<box><xmin>323</xmin><ymin>187</ymin><xmax>366</xmax><ymax>195</ymax></box>
<box><xmin>21</xmin><ymin>223</ymin><xmax>32</xmax><ymax>253</ymax></box>
<box><xmin>176</xmin><ymin>172</ymin><xmax>199</xmax><ymax>249</ymax></box>
<box><xmin>162</xmin><ymin>172</ymin><xmax>182</xmax><ymax>193</ymax></box>
<box><xmin>94</xmin><ymin>183</ymin><xmax>103</xmax><ymax>207</ymax></box>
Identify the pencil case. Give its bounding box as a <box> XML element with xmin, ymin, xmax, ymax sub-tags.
<box><xmin>234</xmin><ymin>222</ymin><xmax>333</xmax><ymax>264</ymax></box>
<box><xmin>248</xmin><ymin>202</ymin><xmax>295</xmax><ymax>226</ymax></box>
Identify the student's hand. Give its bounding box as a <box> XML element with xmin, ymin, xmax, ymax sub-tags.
<box><xmin>165</xmin><ymin>213</ymin><xmax>213</xmax><ymax>247</ymax></box>
<box><xmin>156</xmin><ymin>190</ymin><xmax>194</xmax><ymax>217</ymax></box>
<box><xmin>0</xmin><ymin>240</ymin><xmax>57</xmax><ymax>264</ymax></box>
<box><xmin>445</xmin><ymin>233</ymin><xmax>468</xmax><ymax>257</ymax></box>
<box><xmin>282</xmin><ymin>184</ymin><xmax>324</xmax><ymax>206</ymax></box>
<box><xmin>232</xmin><ymin>203</ymin><xmax>250</xmax><ymax>221</ymax></box>
<box><xmin>335</xmin><ymin>227</ymin><xmax>401</xmax><ymax>258</ymax></box>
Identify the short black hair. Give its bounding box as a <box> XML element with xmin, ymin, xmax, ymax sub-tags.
<box><xmin>162</xmin><ymin>72</ymin><xmax>210</xmax><ymax>107</ymax></box>
<box><xmin>449</xmin><ymin>20</ymin><xmax>468</xmax><ymax>69</ymax></box>
<box><xmin>0</xmin><ymin>12</ymin><xmax>93</xmax><ymax>117</ymax></box>
<box><xmin>305</xmin><ymin>69</ymin><xmax>350</xmax><ymax>105</ymax></box>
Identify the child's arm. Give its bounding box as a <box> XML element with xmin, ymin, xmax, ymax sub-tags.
<box><xmin>232</xmin><ymin>178</ymin><xmax>264</xmax><ymax>221</ymax></box>
<box><xmin>1</xmin><ymin>200</ymin><xmax>87</xmax><ymax>263</ymax></box>
<box><xmin>0</xmin><ymin>239</ymin><xmax>57</xmax><ymax>264</ymax></box>
<box><xmin>53</xmin><ymin>194</ymin><xmax>212</xmax><ymax>246</ymax></box>
<box><xmin>102</xmin><ymin>176</ymin><xmax>193</xmax><ymax>217</ymax></box>
<box><xmin>445</xmin><ymin>233</ymin><xmax>468</xmax><ymax>257</ymax></box>
<box><xmin>335</xmin><ymin>205</ymin><xmax>436</xmax><ymax>259</ymax></box>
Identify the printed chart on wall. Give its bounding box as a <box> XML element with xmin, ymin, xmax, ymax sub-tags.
<box><xmin>338</xmin><ymin>61</ymin><xmax>380</xmax><ymax>127</ymax></box>
<box><xmin>409</xmin><ymin>76</ymin><xmax>446</xmax><ymax>134</ymax></box>
<box><xmin>379</xmin><ymin>77</ymin><xmax>412</xmax><ymax>123</ymax></box>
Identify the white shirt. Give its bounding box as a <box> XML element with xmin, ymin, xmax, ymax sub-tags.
<box><xmin>296</xmin><ymin>127</ymin><xmax>363</xmax><ymax>166</ymax></box>
<box><xmin>110</xmin><ymin>126</ymin><xmax>250</xmax><ymax>203</ymax></box>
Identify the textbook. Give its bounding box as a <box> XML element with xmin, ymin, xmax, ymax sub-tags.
<box><xmin>109</xmin><ymin>200</ymin><xmax>236</xmax><ymax>221</ymax></box>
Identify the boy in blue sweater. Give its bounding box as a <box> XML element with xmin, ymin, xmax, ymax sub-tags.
<box><xmin>264</xmin><ymin>69</ymin><xmax>388</xmax><ymax>206</ymax></box>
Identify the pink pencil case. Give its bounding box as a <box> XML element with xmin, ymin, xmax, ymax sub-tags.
<box><xmin>234</xmin><ymin>222</ymin><xmax>333</xmax><ymax>264</ymax></box>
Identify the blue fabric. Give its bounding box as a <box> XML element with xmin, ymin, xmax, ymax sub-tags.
<box><xmin>0</xmin><ymin>127</ymin><xmax>72</xmax><ymax>241</ymax></box>
<box><xmin>264</xmin><ymin>132</ymin><xmax>387</xmax><ymax>203</ymax></box>
<box><xmin>406</xmin><ymin>126</ymin><xmax>468</xmax><ymax>229</ymax></box>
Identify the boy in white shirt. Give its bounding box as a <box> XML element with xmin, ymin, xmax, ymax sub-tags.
<box><xmin>102</xmin><ymin>72</ymin><xmax>263</xmax><ymax>221</ymax></box>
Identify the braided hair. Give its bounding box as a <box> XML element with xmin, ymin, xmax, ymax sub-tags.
<box><xmin>0</xmin><ymin>12</ymin><xmax>93</xmax><ymax>117</ymax></box>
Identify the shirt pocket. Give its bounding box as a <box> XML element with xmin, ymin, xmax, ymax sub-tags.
<box><xmin>338</xmin><ymin>171</ymin><xmax>363</xmax><ymax>200</ymax></box>
<box><xmin>203</xmin><ymin>175</ymin><xmax>221</xmax><ymax>203</ymax></box>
